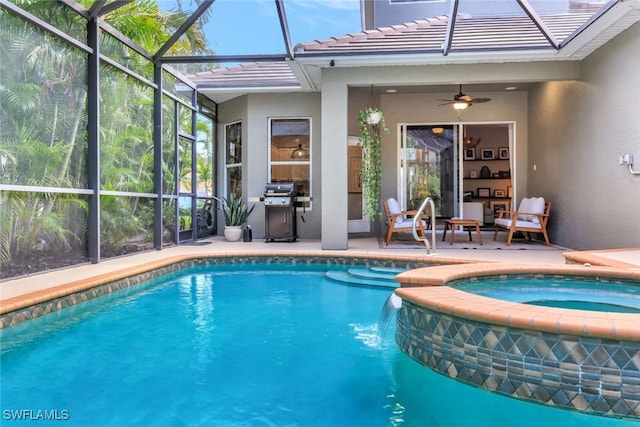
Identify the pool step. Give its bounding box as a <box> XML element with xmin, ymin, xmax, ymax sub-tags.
<box><xmin>324</xmin><ymin>267</ymin><xmax>403</xmax><ymax>288</ymax></box>
<box><xmin>346</xmin><ymin>267</ymin><xmax>401</xmax><ymax>281</ymax></box>
<box><xmin>369</xmin><ymin>266</ymin><xmax>407</xmax><ymax>275</ymax></box>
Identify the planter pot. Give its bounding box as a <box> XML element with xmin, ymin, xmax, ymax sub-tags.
<box><xmin>366</xmin><ymin>111</ymin><xmax>382</xmax><ymax>125</ymax></box>
<box><xmin>224</xmin><ymin>225</ymin><xmax>243</xmax><ymax>242</ymax></box>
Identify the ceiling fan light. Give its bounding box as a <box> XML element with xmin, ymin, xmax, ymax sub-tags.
<box><xmin>453</xmin><ymin>101</ymin><xmax>469</xmax><ymax>110</ymax></box>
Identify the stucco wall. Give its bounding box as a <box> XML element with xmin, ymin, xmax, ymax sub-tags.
<box><xmin>217</xmin><ymin>92</ymin><xmax>323</xmax><ymax>240</ymax></box>
<box><xmin>528</xmin><ymin>22</ymin><xmax>640</xmax><ymax>250</ymax></box>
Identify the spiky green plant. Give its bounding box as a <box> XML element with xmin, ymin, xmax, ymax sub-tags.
<box><xmin>214</xmin><ymin>193</ymin><xmax>254</xmax><ymax>226</ymax></box>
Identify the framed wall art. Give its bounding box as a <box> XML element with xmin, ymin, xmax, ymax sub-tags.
<box><xmin>464</xmin><ymin>148</ymin><xmax>475</xmax><ymax>160</ymax></box>
<box><xmin>490</xmin><ymin>201</ymin><xmax>508</xmax><ymax>216</ymax></box>
<box><xmin>477</xmin><ymin>187</ymin><xmax>491</xmax><ymax>198</ymax></box>
<box><xmin>480</xmin><ymin>148</ymin><xmax>495</xmax><ymax>160</ymax></box>
<box><xmin>498</xmin><ymin>147</ymin><xmax>510</xmax><ymax>159</ymax></box>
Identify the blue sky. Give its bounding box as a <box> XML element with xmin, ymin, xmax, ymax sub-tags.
<box><xmin>202</xmin><ymin>0</ymin><xmax>362</xmax><ymax>55</ymax></box>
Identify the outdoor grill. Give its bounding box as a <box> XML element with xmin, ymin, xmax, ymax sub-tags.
<box><xmin>263</xmin><ymin>182</ymin><xmax>298</xmax><ymax>242</ymax></box>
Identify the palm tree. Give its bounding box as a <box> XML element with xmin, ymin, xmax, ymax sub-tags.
<box><xmin>0</xmin><ymin>0</ymin><xmax>213</xmax><ymax>276</ymax></box>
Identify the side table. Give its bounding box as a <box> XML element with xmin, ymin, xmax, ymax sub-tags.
<box><xmin>442</xmin><ymin>219</ymin><xmax>483</xmax><ymax>245</ymax></box>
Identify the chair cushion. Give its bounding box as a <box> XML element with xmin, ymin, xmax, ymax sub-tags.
<box><xmin>517</xmin><ymin>197</ymin><xmax>545</xmax><ymax>224</ymax></box>
<box><xmin>495</xmin><ymin>218</ymin><xmax>542</xmax><ymax>229</ymax></box>
<box><xmin>386</xmin><ymin>198</ymin><xmax>403</xmax><ymax>223</ymax></box>
<box><xmin>396</xmin><ymin>219</ymin><xmax>428</xmax><ymax>228</ymax></box>
<box><xmin>463</xmin><ymin>202</ymin><xmax>484</xmax><ymax>224</ymax></box>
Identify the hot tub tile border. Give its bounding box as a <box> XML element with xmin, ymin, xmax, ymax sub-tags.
<box><xmin>396</xmin><ymin>300</ymin><xmax>640</xmax><ymax>419</ymax></box>
<box><xmin>394</xmin><ymin>263</ymin><xmax>640</xmax><ymax>420</ymax></box>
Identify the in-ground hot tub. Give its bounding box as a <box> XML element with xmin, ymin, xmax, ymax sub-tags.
<box><xmin>394</xmin><ymin>263</ymin><xmax>640</xmax><ymax>420</ymax></box>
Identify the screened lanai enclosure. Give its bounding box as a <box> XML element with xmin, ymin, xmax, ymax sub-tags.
<box><xmin>2</xmin><ymin>0</ymin><xmax>632</xmax><ymax>277</ymax></box>
<box><xmin>0</xmin><ymin>0</ymin><xmax>274</xmax><ymax>278</ymax></box>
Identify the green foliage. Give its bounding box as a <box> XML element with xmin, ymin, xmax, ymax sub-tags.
<box><xmin>214</xmin><ymin>193</ymin><xmax>255</xmax><ymax>226</ymax></box>
<box><xmin>408</xmin><ymin>162</ymin><xmax>442</xmax><ymax>212</ymax></box>
<box><xmin>0</xmin><ymin>1</ymin><xmax>212</xmax><ymax>275</ymax></box>
<box><xmin>358</xmin><ymin>108</ymin><xmax>389</xmax><ymax>220</ymax></box>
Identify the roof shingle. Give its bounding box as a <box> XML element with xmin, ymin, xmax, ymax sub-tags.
<box><xmin>294</xmin><ymin>13</ymin><xmax>594</xmax><ymax>55</ymax></box>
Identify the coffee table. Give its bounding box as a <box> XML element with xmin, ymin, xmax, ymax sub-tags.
<box><xmin>442</xmin><ymin>219</ymin><xmax>483</xmax><ymax>245</ymax></box>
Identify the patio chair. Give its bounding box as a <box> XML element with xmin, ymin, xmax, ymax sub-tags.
<box><xmin>493</xmin><ymin>197</ymin><xmax>552</xmax><ymax>246</ymax></box>
<box><xmin>383</xmin><ymin>198</ymin><xmax>430</xmax><ymax>245</ymax></box>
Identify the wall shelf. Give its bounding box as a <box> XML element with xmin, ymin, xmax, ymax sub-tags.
<box><xmin>469</xmin><ymin>196</ymin><xmax>511</xmax><ymax>200</ymax></box>
<box><xmin>464</xmin><ymin>159</ymin><xmax>509</xmax><ymax>162</ymax></box>
<box><xmin>465</xmin><ymin>177</ymin><xmax>510</xmax><ymax>180</ymax></box>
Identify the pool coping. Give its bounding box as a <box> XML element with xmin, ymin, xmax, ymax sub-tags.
<box><xmin>395</xmin><ymin>263</ymin><xmax>640</xmax><ymax>341</ymax></box>
<box><xmin>2</xmin><ymin>247</ymin><xmax>638</xmax><ymax>329</ymax></box>
<box><xmin>564</xmin><ymin>248</ymin><xmax>640</xmax><ymax>270</ymax></box>
<box><xmin>0</xmin><ymin>252</ymin><xmax>475</xmax><ymax>326</ymax></box>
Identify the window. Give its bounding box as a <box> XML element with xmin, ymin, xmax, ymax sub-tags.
<box><xmin>269</xmin><ymin>118</ymin><xmax>311</xmax><ymax>208</ymax></box>
<box><xmin>225</xmin><ymin>122</ymin><xmax>242</xmax><ymax>196</ymax></box>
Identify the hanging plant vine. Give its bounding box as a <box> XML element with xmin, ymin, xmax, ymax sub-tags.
<box><xmin>358</xmin><ymin>107</ymin><xmax>389</xmax><ymax>220</ymax></box>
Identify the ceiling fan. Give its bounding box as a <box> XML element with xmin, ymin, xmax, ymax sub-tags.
<box><xmin>438</xmin><ymin>85</ymin><xmax>491</xmax><ymax>110</ymax></box>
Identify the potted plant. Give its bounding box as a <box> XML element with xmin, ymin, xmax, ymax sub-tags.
<box><xmin>358</xmin><ymin>107</ymin><xmax>389</xmax><ymax>220</ymax></box>
<box><xmin>214</xmin><ymin>193</ymin><xmax>255</xmax><ymax>241</ymax></box>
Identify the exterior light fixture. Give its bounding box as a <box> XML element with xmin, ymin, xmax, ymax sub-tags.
<box><xmin>432</xmin><ymin>127</ymin><xmax>444</xmax><ymax>134</ymax></box>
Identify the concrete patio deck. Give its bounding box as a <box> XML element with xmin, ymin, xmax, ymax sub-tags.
<box><xmin>1</xmin><ymin>237</ymin><xmax>638</xmax><ymax>302</ymax></box>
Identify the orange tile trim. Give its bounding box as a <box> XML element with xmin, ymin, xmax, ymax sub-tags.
<box><xmin>394</xmin><ymin>263</ymin><xmax>640</xmax><ymax>341</ymax></box>
<box><xmin>0</xmin><ymin>252</ymin><xmax>474</xmax><ymax>316</ymax></box>
<box><xmin>564</xmin><ymin>248</ymin><xmax>640</xmax><ymax>268</ymax></box>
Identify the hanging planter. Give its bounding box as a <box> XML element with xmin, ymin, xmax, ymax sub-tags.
<box><xmin>366</xmin><ymin>110</ymin><xmax>382</xmax><ymax>125</ymax></box>
<box><xmin>358</xmin><ymin>107</ymin><xmax>389</xmax><ymax>220</ymax></box>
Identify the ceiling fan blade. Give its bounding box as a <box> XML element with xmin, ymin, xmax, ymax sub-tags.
<box><xmin>437</xmin><ymin>101</ymin><xmax>455</xmax><ymax>106</ymax></box>
<box><xmin>470</xmin><ymin>98</ymin><xmax>491</xmax><ymax>104</ymax></box>
<box><xmin>459</xmin><ymin>95</ymin><xmax>472</xmax><ymax>102</ymax></box>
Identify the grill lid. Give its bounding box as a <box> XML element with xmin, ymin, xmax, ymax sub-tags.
<box><xmin>264</xmin><ymin>182</ymin><xmax>296</xmax><ymax>196</ymax></box>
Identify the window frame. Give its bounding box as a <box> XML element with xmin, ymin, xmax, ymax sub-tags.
<box><xmin>224</xmin><ymin>121</ymin><xmax>242</xmax><ymax>196</ymax></box>
<box><xmin>268</xmin><ymin>117</ymin><xmax>312</xmax><ymax>209</ymax></box>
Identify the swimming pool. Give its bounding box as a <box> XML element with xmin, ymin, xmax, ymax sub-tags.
<box><xmin>1</xmin><ymin>263</ymin><xmax>633</xmax><ymax>426</ymax></box>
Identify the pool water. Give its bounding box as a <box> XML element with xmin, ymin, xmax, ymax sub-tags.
<box><xmin>0</xmin><ymin>264</ymin><xmax>634</xmax><ymax>426</ymax></box>
<box><xmin>456</xmin><ymin>278</ymin><xmax>640</xmax><ymax>313</ymax></box>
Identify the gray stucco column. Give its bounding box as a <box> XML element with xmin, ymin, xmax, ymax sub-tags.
<box><xmin>320</xmin><ymin>73</ymin><xmax>348</xmax><ymax>249</ymax></box>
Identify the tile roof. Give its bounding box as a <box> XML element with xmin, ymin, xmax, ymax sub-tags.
<box><xmin>294</xmin><ymin>13</ymin><xmax>594</xmax><ymax>55</ymax></box>
<box><xmin>189</xmin><ymin>62</ymin><xmax>299</xmax><ymax>89</ymax></box>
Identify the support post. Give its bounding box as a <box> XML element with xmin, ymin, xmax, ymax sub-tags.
<box><xmin>87</xmin><ymin>18</ymin><xmax>100</xmax><ymax>263</ymax></box>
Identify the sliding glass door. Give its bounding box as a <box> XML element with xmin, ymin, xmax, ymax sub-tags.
<box><xmin>399</xmin><ymin>122</ymin><xmax>515</xmax><ymax>223</ymax></box>
<box><xmin>399</xmin><ymin>124</ymin><xmax>458</xmax><ymax>217</ymax></box>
